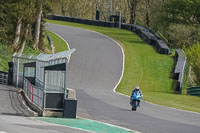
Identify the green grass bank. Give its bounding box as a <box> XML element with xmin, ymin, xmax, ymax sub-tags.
<box><xmin>0</xmin><ymin>45</ymin><xmax>12</xmax><ymax>71</ymax></box>
<box><xmin>45</xmin><ymin>30</ymin><xmax>68</xmax><ymax>52</ymax></box>
<box><xmin>47</xmin><ymin>20</ymin><xmax>200</xmax><ymax>113</ymax></box>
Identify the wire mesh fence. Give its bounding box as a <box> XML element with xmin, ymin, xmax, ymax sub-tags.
<box><xmin>12</xmin><ymin>53</ymin><xmax>36</xmax><ymax>88</ymax></box>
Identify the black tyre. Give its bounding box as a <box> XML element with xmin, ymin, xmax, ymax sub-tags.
<box><xmin>131</xmin><ymin>100</ymin><xmax>137</xmax><ymax>111</ymax></box>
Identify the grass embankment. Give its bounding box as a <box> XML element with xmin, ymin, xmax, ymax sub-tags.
<box><xmin>45</xmin><ymin>30</ymin><xmax>68</xmax><ymax>52</ymax></box>
<box><xmin>0</xmin><ymin>45</ymin><xmax>12</xmax><ymax>71</ymax></box>
<box><xmin>46</xmin><ymin>19</ymin><xmax>200</xmax><ymax>113</ymax></box>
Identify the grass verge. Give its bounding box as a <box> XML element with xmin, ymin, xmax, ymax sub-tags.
<box><xmin>45</xmin><ymin>30</ymin><xmax>68</xmax><ymax>52</ymax></box>
<box><xmin>0</xmin><ymin>45</ymin><xmax>12</xmax><ymax>71</ymax></box>
<box><xmin>46</xmin><ymin>19</ymin><xmax>200</xmax><ymax>113</ymax></box>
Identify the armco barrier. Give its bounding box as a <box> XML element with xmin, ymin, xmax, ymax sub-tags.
<box><xmin>174</xmin><ymin>49</ymin><xmax>187</xmax><ymax>92</ymax></box>
<box><xmin>187</xmin><ymin>86</ymin><xmax>200</xmax><ymax>96</ymax></box>
<box><xmin>121</xmin><ymin>23</ymin><xmax>132</xmax><ymax>31</ymax></box>
<box><xmin>84</xmin><ymin>19</ymin><xmax>93</xmax><ymax>25</ymax></box>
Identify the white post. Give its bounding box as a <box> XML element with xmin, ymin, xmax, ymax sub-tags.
<box><xmin>16</xmin><ymin>58</ymin><xmax>20</xmax><ymax>88</ymax></box>
<box><xmin>43</xmin><ymin>71</ymin><xmax>46</xmax><ymax>110</ymax></box>
<box><xmin>119</xmin><ymin>11</ymin><xmax>121</xmax><ymax>28</ymax></box>
<box><xmin>64</xmin><ymin>59</ymin><xmax>68</xmax><ymax>100</ymax></box>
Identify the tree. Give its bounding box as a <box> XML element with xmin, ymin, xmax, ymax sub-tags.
<box><xmin>163</xmin><ymin>0</ymin><xmax>200</xmax><ymax>26</ymax></box>
<box><xmin>32</xmin><ymin>0</ymin><xmax>43</xmax><ymax>49</ymax></box>
<box><xmin>12</xmin><ymin>0</ymin><xmax>26</xmax><ymax>49</ymax></box>
<box><xmin>145</xmin><ymin>0</ymin><xmax>150</xmax><ymax>27</ymax></box>
<box><xmin>0</xmin><ymin>1</ymin><xmax>20</xmax><ymax>46</ymax></box>
<box><xmin>156</xmin><ymin>0</ymin><xmax>200</xmax><ymax>47</ymax></box>
<box><xmin>18</xmin><ymin>24</ymin><xmax>30</xmax><ymax>54</ymax></box>
<box><xmin>185</xmin><ymin>43</ymin><xmax>200</xmax><ymax>85</ymax></box>
<box><xmin>0</xmin><ymin>0</ymin><xmax>53</xmax><ymax>54</ymax></box>
<box><xmin>18</xmin><ymin>0</ymin><xmax>35</xmax><ymax>54</ymax></box>
<box><xmin>12</xmin><ymin>17</ymin><xmax>22</xmax><ymax>49</ymax></box>
<box><xmin>32</xmin><ymin>0</ymin><xmax>52</xmax><ymax>50</ymax></box>
<box><xmin>127</xmin><ymin>0</ymin><xmax>140</xmax><ymax>24</ymax></box>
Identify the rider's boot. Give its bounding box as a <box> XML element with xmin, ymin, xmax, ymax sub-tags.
<box><xmin>137</xmin><ymin>100</ymin><xmax>140</xmax><ymax>107</ymax></box>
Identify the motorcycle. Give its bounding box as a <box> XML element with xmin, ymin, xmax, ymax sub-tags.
<box><xmin>130</xmin><ymin>93</ymin><xmax>142</xmax><ymax>111</ymax></box>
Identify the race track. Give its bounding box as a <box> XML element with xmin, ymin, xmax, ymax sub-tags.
<box><xmin>46</xmin><ymin>23</ymin><xmax>200</xmax><ymax>133</ymax></box>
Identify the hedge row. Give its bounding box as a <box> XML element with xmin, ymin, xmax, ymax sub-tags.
<box><xmin>47</xmin><ymin>15</ymin><xmax>170</xmax><ymax>55</ymax></box>
<box><xmin>174</xmin><ymin>49</ymin><xmax>187</xmax><ymax>92</ymax></box>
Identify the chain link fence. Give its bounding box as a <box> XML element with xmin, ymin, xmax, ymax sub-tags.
<box><xmin>12</xmin><ymin>53</ymin><xmax>36</xmax><ymax>88</ymax></box>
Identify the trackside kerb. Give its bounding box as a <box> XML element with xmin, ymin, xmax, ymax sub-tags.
<box><xmin>37</xmin><ymin>117</ymin><xmax>138</xmax><ymax>133</ymax></box>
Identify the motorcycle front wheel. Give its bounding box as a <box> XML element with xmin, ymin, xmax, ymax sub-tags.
<box><xmin>131</xmin><ymin>100</ymin><xmax>137</xmax><ymax>111</ymax></box>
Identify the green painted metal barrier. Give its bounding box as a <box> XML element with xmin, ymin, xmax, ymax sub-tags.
<box><xmin>187</xmin><ymin>87</ymin><xmax>200</xmax><ymax>96</ymax></box>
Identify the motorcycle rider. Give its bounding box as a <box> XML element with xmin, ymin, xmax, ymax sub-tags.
<box><xmin>130</xmin><ymin>86</ymin><xmax>143</xmax><ymax>107</ymax></box>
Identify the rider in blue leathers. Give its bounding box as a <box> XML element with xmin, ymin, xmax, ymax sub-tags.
<box><xmin>130</xmin><ymin>86</ymin><xmax>143</xmax><ymax>107</ymax></box>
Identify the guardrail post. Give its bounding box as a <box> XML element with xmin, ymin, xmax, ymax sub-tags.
<box><xmin>32</xmin><ymin>86</ymin><xmax>34</xmax><ymax>102</ymax></box>
<box><xmin>1</xmin><ymin>73</ymin><xmax>3</xmax><ymax>84</ymax></box>
<box><xmin>29</xmin><ymin>85</ymin><xmax>31</xmax><ymax>99</ymax></box>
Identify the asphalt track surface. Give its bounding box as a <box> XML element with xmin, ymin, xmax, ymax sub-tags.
<box><xmin>0</xmin><ymin>85</ymin><xmax>89</xmax><ymax>133</ymax></box>
<box><xmin>46</xmin><ymin>23</ymin><xmax>200</xmax><ymax>133</ymax></box>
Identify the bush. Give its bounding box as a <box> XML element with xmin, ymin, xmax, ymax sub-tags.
<box><xmin>184</xmin><ymin>43</ymin><xmax>200</xmax><ymax>85</ymax></box>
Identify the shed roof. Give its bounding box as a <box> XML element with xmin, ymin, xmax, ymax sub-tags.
<box><xmin>36</xmin><ymin>48</ymin><xmax>75</xmax><ymax>62</ymax></box>
<box><xmin>13</xmin><ymin>53</ymin><xmax>36</xmax><ymax>60</ymax></box>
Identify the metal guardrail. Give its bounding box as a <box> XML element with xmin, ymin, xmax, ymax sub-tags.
<box><xmin>187</xmin><ymin>87</ymin><xmax>200</xmax><ymax>96</ymax></box>
<box><xmin>47</xmin><ymin>14</ymin><xmax>171</xmax><ymax>55</ymax></box>
<box><xmin>24</xmin><ymin>78</ymin><xmax>44</xmax><ymax>108</ymax></box>
<box><xmin>174</xmin><ymin>49</ymin><xmax>187</xmax><ymax>93</ymax></box>
<box><xmin>47</xmin><ymin>34</ymin><xmax>53</xmax><ymax>47</ymax></box>
<box><xmin>0</xmin><ymin>73</ymin><xmax>8</xmax><ymax>85</ymax></box>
